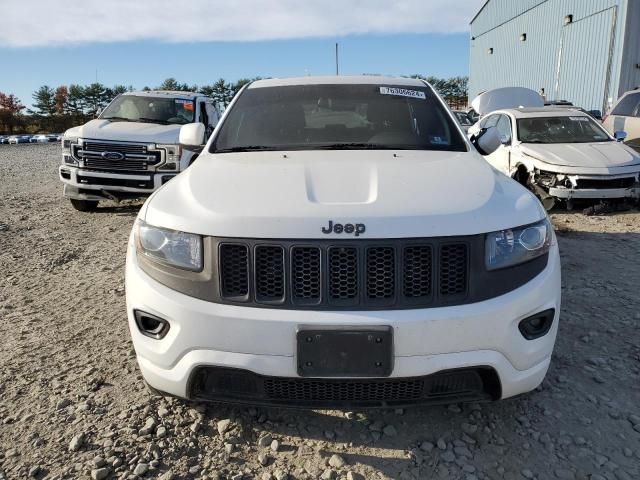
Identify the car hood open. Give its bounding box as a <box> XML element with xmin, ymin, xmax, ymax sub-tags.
<box><xmin>64</xmin><ymin>119</ymin><xmax>182</xmax><ymax>144</ymax></box>
<box><xmin>143</xmin><ymin>150</ymin><xmax>545</xmax><ymax>239</ymax></box>
<box><xmin>471</xmin><ymin>87</ymin><xmax>544</xmax><ymax>116</ymax></box>
<box><xmin>520</xmin><ymin>142</ymin><xmax>640</xmax><ymax>169</ymax></box>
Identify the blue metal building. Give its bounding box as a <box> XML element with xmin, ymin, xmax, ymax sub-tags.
<box><xmin>469</xmin><ymin>0</ymin><xmax>640</xmax><ymax>112</ymax></box>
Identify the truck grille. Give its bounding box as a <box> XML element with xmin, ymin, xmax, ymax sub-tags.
<box><xmin>214</xmin><ymin>238</ymin><xmax>470</xmax><ymax>309</ymax></box>
<box><xmin>73</xmin><ymin>140</ymin><xmax>162</xmax><ymax>172</ymax></box>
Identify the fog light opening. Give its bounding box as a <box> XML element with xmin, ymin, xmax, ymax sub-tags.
<box><xmin>134</xmin><ymin>310</ymin><xmax>170</xmax><ymax>339</ymax></box>
<box><xmin>518</xmin><ymin>309</ymin><xmax>555</xmax><ymax>340</ymax></box>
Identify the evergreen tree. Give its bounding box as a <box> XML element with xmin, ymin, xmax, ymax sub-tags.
<box><xmin>31</xmin><ymin>85</ymin><xmax>57</xmax><ymax>116</ymax></box>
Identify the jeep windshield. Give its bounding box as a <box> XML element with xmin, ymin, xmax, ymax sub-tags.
<box><xmin>101</xmin><ymin>95</ymin><xmax>195</xmax><ymax>125</ymax></box>
<box><xmin>517</xmin><ymin>115</ymin><xmax>612</xmax><ymax>144</ymax></box>
<box><xmin>211</xmin><ymin>84</ymin><xmax>467</xmax><ymax>153</ymax></box>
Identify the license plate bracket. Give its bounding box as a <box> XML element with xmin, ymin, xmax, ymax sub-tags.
<box><xmin>296</xmin><ymin>327</ymin><xmax>393</xmax><ymax>377</ymax></box>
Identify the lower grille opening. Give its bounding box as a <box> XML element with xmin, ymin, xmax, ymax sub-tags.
<box><xmin>575</xmin><ymin>177</ymin><xmax>636</xmax><ymax>189</ymax></box>
<box><xmin>76</xmin><ymin>175</ymin><xmax>153</xmax><ymax>189</ymax></box>
<box><xmin>189</xmin><ymin>366</ymin><xmax>500</xmax><ymax>407</ymax></box>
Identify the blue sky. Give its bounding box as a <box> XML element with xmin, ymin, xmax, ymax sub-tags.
<box><xmin>0</xmin><ymin>0</ymin><xmax>483</xmax><ymax>108</ymax></box>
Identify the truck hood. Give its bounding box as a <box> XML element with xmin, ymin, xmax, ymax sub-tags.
<box><xmin>520</xmin><ymin>142</ymin><xmax>640</xmax><ymax>169</ymax></box>
<box><xmin>65</xmin><ymin>119</ymin><xmax>181</xmax><ymax>144</ymax></box>
<box><xmin>144</xmin><ymin>150</ymin><xmax>546</xmax><ymax>238</ymax></box>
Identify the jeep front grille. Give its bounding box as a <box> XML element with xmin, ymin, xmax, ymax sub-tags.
<box><xmin>138</xmin><ymin>235</ymin><xmax>550</xmax><ymax>311</ymax></box>
<box><xmin>214</xmin><ymin>238</ymin><xmax>471</xmax><ymax>310</ymax></box>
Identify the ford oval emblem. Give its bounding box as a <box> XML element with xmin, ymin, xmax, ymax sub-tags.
<box><xmin>102</xmin><ymin>151</ymin><xmax>125</xmax><ymax>160</ymax></box>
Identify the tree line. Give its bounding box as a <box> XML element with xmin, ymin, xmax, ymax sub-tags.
<box><xmin>0</xmin><ymin>76</ymin><xmax>469</xmax><ymax>134</ymax></box>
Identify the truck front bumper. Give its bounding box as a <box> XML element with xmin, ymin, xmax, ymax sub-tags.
<box><xmin>126</xmin><ymin>234</ymin><xmax>562</xmax><ymax>407</ymax></box>
<box><xmin>59</xmin><ymin>166</ymin><xmax>177</xmax><ymax>200</ymax></box>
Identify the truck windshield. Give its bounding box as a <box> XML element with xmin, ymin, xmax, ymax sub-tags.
<box><xmin>211</xmin><ymin>84</ymin><xmax>467</xmax><ymax>153</ymax></box>
<box><xmin>517</xmin><ymin>116</ymin><xmax>612</xmax><ymax>143</ymax></box>
<box><xmin>101</xmin><ymin>96</ymin><xmax>195</xmax><ymax>125</ymax></box>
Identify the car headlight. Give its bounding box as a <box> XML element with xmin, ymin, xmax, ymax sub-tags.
<box><xmin>135</xmin><ymin>219</ymin><xmax>202</xmax><ymax>271</ymax></box>
<box><xmin>485</xmin><ymin>218</ymin><xmax>552</xmax><ymax>270</ymax></box>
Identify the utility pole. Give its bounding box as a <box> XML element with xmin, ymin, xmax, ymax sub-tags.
<box><xmin>335</xmin><ymin>43</ymin><xmax>339</xmax><ymax>75</ymax></box>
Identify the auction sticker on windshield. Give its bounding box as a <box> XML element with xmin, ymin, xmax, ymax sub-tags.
<box><xmin>379</xmin><ymin>87</ymin><xmax>426</xmax><ymax>99</ymax></box>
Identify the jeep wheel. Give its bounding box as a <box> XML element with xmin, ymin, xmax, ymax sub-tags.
<box><xmin>69</xmin><ymin>198</ymin><xmax>99</xmax><ymax>212</ymax></box>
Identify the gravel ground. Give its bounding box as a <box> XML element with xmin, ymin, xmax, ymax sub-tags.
<box><xmin>1</xmin><ymin>143</ymin><xmax>639</xmax><ymax>480</ymax></box>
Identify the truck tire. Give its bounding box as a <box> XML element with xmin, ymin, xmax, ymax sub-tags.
<box><xmin>70</xmin><ymin>198</ymin><xmax>99</xmax><ymax>212</ymax></box>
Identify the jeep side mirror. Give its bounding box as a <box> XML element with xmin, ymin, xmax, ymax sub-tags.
<box><xmin>471</xmin><ymin>126</ymin><xmax>502</xmax><ymax>155</ymax></box>
<box><xmin>179</xmin><ymin>123</ymin><xmax>206</xmax><ymax>151</ymax></box>
<box><xmin>614</xmin><ymin>130</ymin><xmax>628</xmax><ymax>142</ymax></box>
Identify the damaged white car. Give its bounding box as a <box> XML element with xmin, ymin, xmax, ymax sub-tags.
<box><xmin>469</xmin><ymin>88</ymin><xmax>640</xmax><ymax>210</ymax></box>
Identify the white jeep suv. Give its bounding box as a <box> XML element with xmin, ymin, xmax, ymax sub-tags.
<box><xmin>126</xmin><ymin>76</ymin><xmax>561</xmax><ymax>408</ymax></box>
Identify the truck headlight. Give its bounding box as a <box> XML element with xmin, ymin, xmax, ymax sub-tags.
<box><xmin>157</xmin><ymin>144</ymin><xmax>181</xmax><ymax>169</ymax></box>
<box><xmin>62</xmin><ymin>136</ymin><xmax>78</xmax><ymax>151</ymax></box>
<box><xmin>135</xmin><ymin>219</ymin><xmax>202</xmax><ymax>271</ymax></box>
<box><xmin>62</xmin><ymin>136</ymin><xmax>79</xmax><ymax>165</ymax></box>
<box><xmin>485</xmin><ymin>218</ymin><xmax>552</xmax><ymax>270</ymax></box>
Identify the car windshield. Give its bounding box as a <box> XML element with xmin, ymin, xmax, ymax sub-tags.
<box><xmin>517</xmin><ymin>115</ymin><xmax>611</xmax><ymax>143</ymax></box>
<box><xmin>100</xmin><ymin>95</ymin><xmax>195</xmax><ymax>125</ymax></box>
<box><xmin>211</xmin><ymin>83</ymin><xmax>467</xmax><ymax>153</ymax></box>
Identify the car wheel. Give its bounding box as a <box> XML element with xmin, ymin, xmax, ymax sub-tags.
<box><xmin>70</xmin><ymin>198</ymin><xmax>99</xmax><ymax>212</ymax></box>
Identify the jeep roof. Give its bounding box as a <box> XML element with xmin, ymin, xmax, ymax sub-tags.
<box><xmin>248</xmin><ymin>75</ymin><xmax>427</xmax><ymax>89</ymax></box>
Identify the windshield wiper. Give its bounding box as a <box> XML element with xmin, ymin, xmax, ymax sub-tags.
<box><xmin>138</xmin><ymin>117</ymin><xmax>170</xmax><ymax>125</ymax></box>
<box><xmin>102</xmin><ymin>116</ymin><xmax>132</xmax><ymax>122</ymax></box>
<box><xmin>315</xmin><ymin>143</ymin><xmax>413</xmax><ymax>150</ymax></box>
<box><xmin>214</xmin><ymin>146</ymin><xmax>278</xmax><ymax>153</ymax></box>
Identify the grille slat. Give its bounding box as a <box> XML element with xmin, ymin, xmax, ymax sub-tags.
<box><xmin>219</xmin><ymin>244</ymin><xmax>249</xmax><ymax>299</ymax></box>
<box><xmin>83</xmin><ymin>159</ymin><xmax>148</xmax><ymax>171</ymax></box>
<box><xmin>291</xmin><ymin>247</ymin><xmax>321</xmax><ymax>303</ymax></box>
<box><xmin>328</xmin><ymin>247</ymin><xmax>359</xmax><ymax>300</ymax></box>
<box><xmin>366</xmin><ymin>247</ymin><xmax>395</xmax><ymax>299</ymax></box>
<box><xmin>255</xmin><ymin>246</ymin><xmax>285</xmax><ymax>302</ymax></box>
<box><xmin>83</xmin><ymin>142</ymin><xmax>148</xmax><ymax>154</ymax></box>
<box><xmin>439</xmin><ymin>244</ymin><xmax>468</xmax><ymax>297</ymax></box>
<box><xmin>216</xmin><ymin>240</ymin><xmax>469</xmax><ymax>309</ymax></box>
<box><xmin>403</xmin><ymin>245</ymin><xmax>432</xmax><ymax>298</ymax></box>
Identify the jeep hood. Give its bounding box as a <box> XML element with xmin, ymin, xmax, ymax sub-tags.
<box><xmin>144</xmin><ymin>150</ymin><xmax>546</xmax><ymax>238</ymax></box>
<box><xmin>520</xmin><ymin>142</ymin><xmax>640</xmax><ymax>169</ymax></box>
<box><xmin>65</xmin><ymin>119</ymin><xmax>181</xmax><ymax>144</ymax></box>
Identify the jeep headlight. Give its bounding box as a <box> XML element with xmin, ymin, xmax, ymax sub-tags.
<box><xmin>135</xmin><ymin>219</ymin><xmax>202</xmax><ymax>271</ymax></box>
<box><xmin>485</xmin><ymin>218</ymin><xmax>552</xmax><ymax>270</ymax></box>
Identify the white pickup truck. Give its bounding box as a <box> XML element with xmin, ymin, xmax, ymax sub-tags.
<box><xmin>59</xmin><ymin>90</ymin><xmax>220</xmax><ymax>211</ymax></box>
